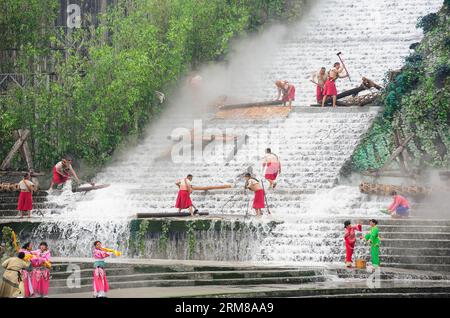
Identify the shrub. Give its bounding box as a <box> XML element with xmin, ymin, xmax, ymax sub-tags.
<box><xmin>417</xmin><ymin>13</ymin><xmax>439</xmax><ymax>33</ymax></box>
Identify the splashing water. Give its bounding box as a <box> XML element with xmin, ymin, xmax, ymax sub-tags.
<box><xmin>33</xmin><ymin>0</ymin><xmax>442</xmax><ymax>260</ymax></box>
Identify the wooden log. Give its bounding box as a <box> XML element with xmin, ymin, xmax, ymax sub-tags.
<box><xmin>377</xmin><ymin>134</ymin><xmax>414</xmax><ymax>175</ymax></box>
<box><xmin>72</xmin><ymin>184</ymin><xmax>110</xmax><ymax>192</ymax></box>
<box><xmin>0</xmin><ymin>129</ymin><xmax>30</xmax><ymax>170</ymax></box>
<box><xmin>0</xmin><ymin>171</ymin><xmax>45</xmax><ymax>176</ymax></box>
<box><xmin>219</xmin><ymin>100</ymin><xmax>283</xmax><ymax>110</ymax></box>
<box><xmin>136</xmin><ymin>212</ymin><xmax>209</xmax><ymax>218</ymax></box>
<box><xmin>19</xmin><ymin>129</ymin><xmax>34</xmax><ymax>171</ymax></box>
<box><xmin>191</xmin><ymin>185</ymin><xmax>232</xmax><ymax>191</ymax></box>
<box><xmin>393</xmin><ymin>130</ymin><xmax>409</xmax><ymax>175</ymax></box>
<box><xmin>361</xmin><ymin>171</ymin><xmax>416</xmax><ymax>178</ymax></box>
<box><xmin>14</xmin><ymin>129</ymin><xmax>34</xmax><ymax>171</ymax></box>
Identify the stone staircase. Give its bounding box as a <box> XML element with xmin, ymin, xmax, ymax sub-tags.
<box><xmin>46</xmin><ymin>260</ymin><xmax>450</xmax><ymax>297</ymax></box>
<box><xmin>0</xmin><ymin>191</ymin><xmax>52</xmax><ymax>219</ymax></box>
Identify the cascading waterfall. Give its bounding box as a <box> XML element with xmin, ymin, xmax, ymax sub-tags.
<box><xmin>34</xmin><ymin>0</ymin><xmax>442</xmax><ymax>260</ymax></box>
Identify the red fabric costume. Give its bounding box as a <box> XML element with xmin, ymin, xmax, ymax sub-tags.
<box><xmin>52</xmin><ymin>165</ymin><xmax>70</xmax><ymax>184</ymax></box>
<box><xmin>175</xmin><ymin>190</ymin><xmax>193</xmax><ymax>209</ymax></box>
<box><xmin>344</xmin><ymin>224</ymin><xmax>362</xmax><ymax>263</ymax></box>
<box><xmin>323</xmin><ymin>78</ymin><xmax>337</xmax><ymax>96</ymax></box>
<box><xmin>282</xmin><ymin>84</ymin><xmax>296</xmax><ymax>102</ymax></box>
<box><xmin>253</xmin><ymin>189</ymin><xmax>265</xmax><ymax>209</ymax></box>
<box><xmin>316</xmin><ymin>85</ymin><xmax>324</xmax><ymax>103</ymax></box>
<box><xmin>17</xmin><ymin>192</ymin><xmax>33</xmax><ymax>211</ymax></box>
<box><xmin>264</xmin><ymin>162</ymin><xmax>280</xmax><ymax>181</ymax></box>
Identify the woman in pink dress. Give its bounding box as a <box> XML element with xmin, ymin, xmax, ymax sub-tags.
<box><xmin>19</xmin><ymin>242</ymin><xmax>34</xmax><ymax>297</ymax></box>
<box><xmin>93</xmin><ymin>241</ymin><xmax>110</xmax><ymax>298</ymax></box>
<box><xmin>30</xmin><ymin>242</ymin><xmax>51</xmax><ymax>297</ymax></box>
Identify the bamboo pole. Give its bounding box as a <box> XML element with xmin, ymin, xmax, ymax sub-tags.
<box><xmin>0</xmin><ymin>129</ymin><xmax>30</xmax><ymax>170</ymax></box>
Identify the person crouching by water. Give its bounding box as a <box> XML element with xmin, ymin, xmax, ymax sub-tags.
<box><xmin>48</xmin><ymin>156</ymin><xmax>81</xmax><ymax>190</ymax></box>
<box><xmin>244</xmin><ymin>173</ymin><xmax>265</xmax><ymax>216</ymax></box>
<box><xmin>17</xmin><ymin>173</ymin><xmax>35</xmax><ymax>218</ymax></box>
<box><xmin>388</xmin><ymin>191</ymin><xmax>410</xmax><ymax>218</ymax></box>
<box><xmin>0</xmin><ymin>252</ymin><xmax>27</xmax><ymax>298</ymax></box>
<box><xmin>343</xmin><ymin>221</ymin><xmax>362</xmax><ymax>268</ymax></box>
<box><xmin>275</xmin><ymin>80</ymin><xmax>296</xmax><ymax>109</ymax></box>
<box><xmin>175</xmin><ymin>174</ymin><xmax>197</xmax><ymax>216</ymax></box>
<box><xmin>30</xmin><ymin>242</ymin><xmax>51</xmax><ymax>297</ymax></box>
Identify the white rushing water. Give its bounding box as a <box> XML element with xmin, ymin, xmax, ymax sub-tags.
<box><xmin>36</xmin><ymin>0</ymin><xmax>442</xmax><ymax>260</ymax></box>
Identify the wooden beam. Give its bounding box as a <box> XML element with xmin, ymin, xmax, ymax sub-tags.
<box><xmin>219</xmin><ymin>100</ymin><xmax>283</xmax><ymax>110</ymax></box>
<box><xmin>393</xmin><ymin>130</ymin><xmax>409</xmax><ymax>175</ymax></box>
<box><xmin>0</xmin><ymin>171</ymin><xmax>44</xmax><ymax>176</ymax></box>
<box><xmin>0</xmin><ymin>129</ymin><xmax>30</xmax><ymax>170</ymax></box>
<box><xmin>136</xmin><ymin>212</ymin><xmax>209</xmax><ymax>218</ymax></box>
<box><xmin>15</xmin><ymin>129</ymin><xmax>34</xmax><ymax>171</ymax></box>
<box><xmin>191</xmin><ymin>185</ymin><xmax>232</xmax><ymax>191</ymax></box>
<box><xmin>377</xmin><ymin>134</ymin><xmax>414</xmax><ymax>175</ymax></box>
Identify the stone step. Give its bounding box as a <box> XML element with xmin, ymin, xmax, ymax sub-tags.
<box><xmin>194</xmin><ymin>286</ymin><xmax>450</xmax><ymax>298</ymax></box>
<box><xmin>381</xmin><ymin>239</ymin><xmax>450</xmax><ymax>249</ymax></box>
<box><xmin>386</xmin><ymin>264</ymin><xmax>450</xmax><ymax>272</ymax></box>
<box><xmin>381</xmin><ymin>248</ymin><xmax>450</xmax><ymax>257</ymax></box>
<box><xmin>380</xmin><ymin>255</ymin><xmax>450</xmax><ymax>265</ymax></box>
<box><xmin>50</xmin><ymin>269</ymin><xmax>320</xmax><ymax>286</ymax></box>
<box><xmin>49</xmin><ymin>275</ymin><xmax>325</xmax><ymax>294</ymax></box>
<box><xmin>0</xmin><ymin>191</ymin><xmax>48</xmax><ymax>197</ymax></box>
<box><xmin>0</xmin><ymin>196</ymin><xmax>48</xmax><ymax>203</ymax></box>
<box><xmin>0</xmin><ymin>203</ymin><xmax>61</xmax><ymax>210</ymax></box>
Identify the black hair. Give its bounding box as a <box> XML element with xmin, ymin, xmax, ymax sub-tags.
<box><xmin>187</xmin><ymin>174</ymin><xmax>193</xmax><ymax>178</ymax></box>
<box><xmin>244</xmin><ymin>173</ymin><xmax>251</xmax><ymax>177</ymax></box>
<box><xmin>344</xmin><ymin>220</ymin><xmax>351</xmax><ymax>228</ymax></box>
<box><xmin>266</xmin><ymin>148</ymin><xmax>271</xmax><ymax>153</ymax></box>
<box><xmin>334</xmin><ymin>62</ymin><xmax>340</xmax><ymax>67</ymax></box>
<box><xmin>64</xmin><ymin>155</ymin><xmax>73</xmax><ymax>161</ymax></box>
<box><xmin>39</xmin><ymin>242</ymin><xmax>48</xmax><ymax>248</ymax></box>
<box><xmin>24</xmin><ymin>172</ymin><xmax>31</xmax><ymax>179</ymax></box>
<box><xmin>93</xmin><ymin>240</ymin><xmax>101</xmax><ymax>247</ymax></box>
<box><xmin>369</xmin><ymin>219</ymin><xmax>378</xmax><ymax>225</ymax></box>
<box><xmin>22</xmin><ymin>242</ymin><xmax>31</xmax><ymax>249</ymax></box>
<box><xmin>17</xmin><ymin>252</ymin><xmax>25</xmax><ymax>259</ymax></box>
<box><xmin>391</xmin><ymin>190</ymin><xmax>397</xmax><ymax>196</ymax></box>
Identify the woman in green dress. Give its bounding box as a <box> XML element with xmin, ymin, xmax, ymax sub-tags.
<box><xmin>363</xmin><ymin>219</ymin><xmax>380</xmax><ymax>268</ymax></box>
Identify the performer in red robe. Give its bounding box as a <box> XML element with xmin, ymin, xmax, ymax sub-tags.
<box><xmin>275</xmin><ymin>80</ymin><xmax>296</xmax><ymax>108</ymax></box>
<box><xmin>175</xmin><ymin>174</ymin><xmax>195</xmax><ymax>216</ymax></box>
<box><xmin>311</xmin><ymin>67</ymin><xmax>327</xmax><ymax>103</ymax></box>
<box><xmin>262</xmin><ymin>148</ymin><xmax>281</xmax><ymax>189</ymax></box>
<box><xmin>244</xmin><ymin>173</ymin><xmax>265</xmax><ymax>216</ymax></box>
<box><xmin>322</xmin><ymin>62</ymin><xmax>348</xmax><ymax>108</ymax></box>
<box><xmin>49</xmin><ymin>157</ymin><xmax>81</xmax><ymax>190</ymax></box>
<box><xmin>17</xmin><ymin>173</ymin><xmax>34</xmax><ymax>218</ymax></box>
<box><xmin>344</xmin><ymin>221</ymin><xmax>362</xmax><ymax>267</ymax></box>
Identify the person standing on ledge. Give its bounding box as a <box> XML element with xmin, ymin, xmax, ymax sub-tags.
<box><xmin>175</xmin><ymin>174</ymin><xmax>196</xmax><ymax>216</ymax></box>
<box><xmin>244</xmin><ymin>173</ymin><xmax>265</xmax><ymax>216</ymax></box>
<box><xmin>387</xmin><ymin>191</ymin><xmax>410</xmax><ymax>218</ymax></box>
<box><xmin>362</xmin><ymin>219</ymin><xmax>380</xmax><ymax>270</ymax></box>
<box><xmin>48</xmin><ymin>156</ymin><xmax>81</xmax><ymax>190</ymax></box>
<box><xmin>262</xmin><ymin>148</ymin><xmax>281</xmax><ymax>189</ymax></box>
<box><xmin>275</xmin><ymin>80</ymin><xmax>296</xmax><ymax>109</ymax></box>
<box><xmin>17</xmin><ymin>173</ymin><xmax>35</xmax><ymax>218</ymax></box>
<box><xmin>322</xmin><ymin>62</ymin><xmax>348</xmax><ymax>108</ymax></box>
<box><xmin>311</xmin><ymin>67</ymin><xmax>328</xmax><ymax>104</ymax></box>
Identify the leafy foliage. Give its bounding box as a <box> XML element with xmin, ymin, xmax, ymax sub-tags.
<box><xmin>352</xmin><ymin>6</ymin><xmax>450</xmax><ymax>172</ymax></box>
<box><xmin>0</xmin><ymin>0</ymin><xmax>306</xmax><ymax>173</ymax></box>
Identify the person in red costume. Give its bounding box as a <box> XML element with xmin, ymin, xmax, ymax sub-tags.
<box><xmin>344</xmin><ymin>220</ymin><xmax>362</xmax><ymax>267</ymax></box>
<box><xmin>262</xmin><ymin>148</ymin><xmax>281</xmax><ymax>189</ymax></box>
<box><xmin>244</xmin><ymin>173</ymin><xmax>265</xmax><ymax>216</ymax></box>
<box><xmin>49</xmin><ymin>157</ymin><xmax>81</xmax><ymax>190</ymax></box>
<box><xmin>388</xmin><ymin>191</ymin><xmax>410</xmax><ymax>218</ymax></box>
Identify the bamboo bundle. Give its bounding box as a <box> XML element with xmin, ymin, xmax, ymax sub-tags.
<box><xmin>0</xmin><ymin>183</ymin><xmax>19</xmax><ymax>192</ymax></box>
<box><xmin>359</xmin><ymin>182</ymin><xmax>442</xmax><ymax>196</ymax></box>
